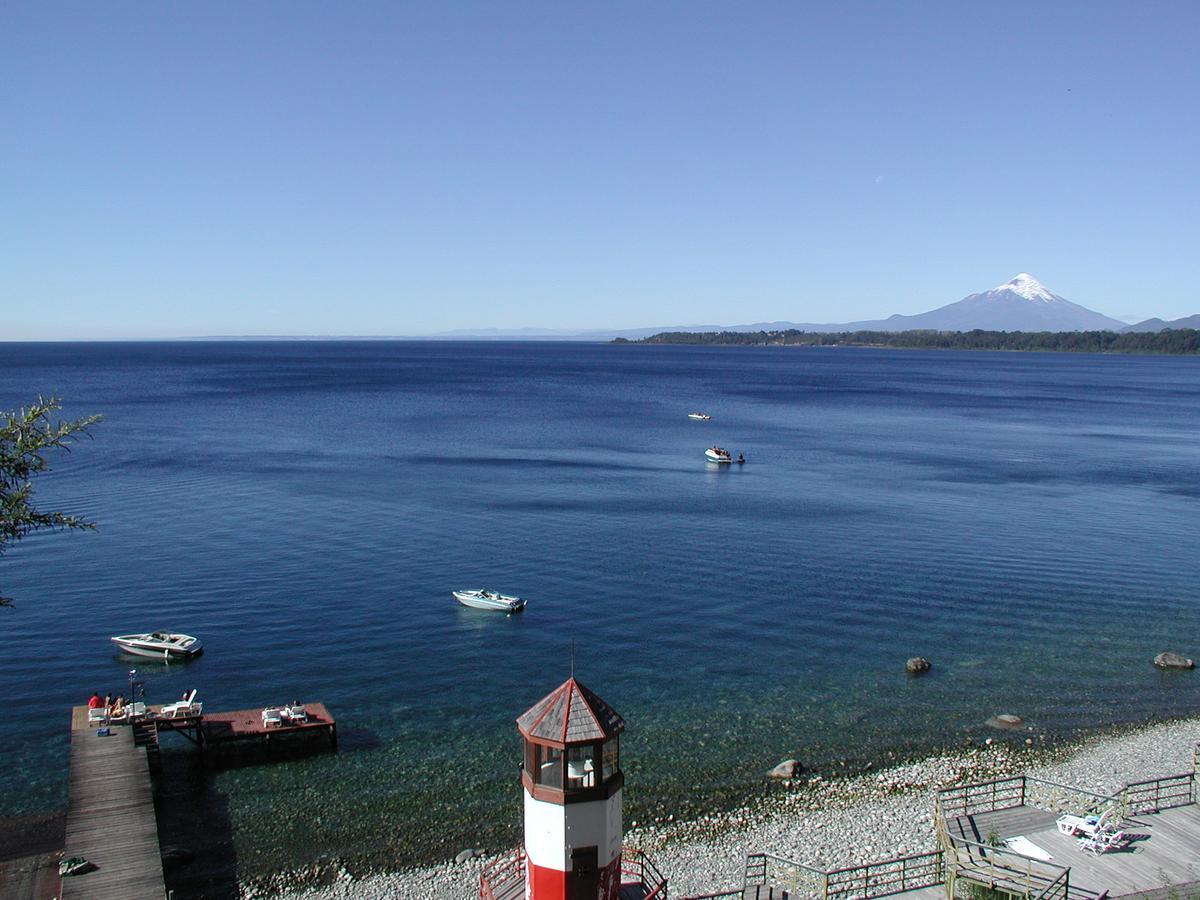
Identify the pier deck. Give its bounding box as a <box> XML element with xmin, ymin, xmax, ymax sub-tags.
<box><xmin>198</xmin><ymin>701</ymin><xmax>336</xmax><ymax>746</ymax></box>
<box><xmin>948</xmin><ymin>804</ymin><xmax>1200</xmax><ymax>898</ymax></box>
<box><xmin>62</xmin><ymin>708</ymin><xmax>165</xmax><ymax>900</ymax></box>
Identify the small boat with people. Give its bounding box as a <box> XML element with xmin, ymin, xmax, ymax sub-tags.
<box><xmin>111</xmin><ymin>631</ymin><xmax>204</xmax><ymax>660</ymax></box>
<box><xmin>453</xmin><ymin>588</ymin><xmax>527</xmax><ymax>613</ymax></box>
<box><xmin>704</xmin><ymin>446</ymin><xmax>733</xmax><ymax>464</ymax></box>
<box><xmin>688</xmin><ymin>412</ymin><xmax>712</xmax><ymax>421</ymax></box>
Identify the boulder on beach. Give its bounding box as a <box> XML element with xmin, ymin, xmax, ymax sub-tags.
<box><xmin>986</xmin><ymin>714</ymin><xmax>1023</xmax><ymax>730</ymax></box>
<box><xmin>454</xmin><ymin>848</ymin><xmax>478</xmax><ymax>865</ymax></box>
<box><xmin>767</xmin><ymin>759</ymin><xmax>802</xmax><ymax>779</ymax></box>
<box><xmin>1154</xmin><ymin>651</ymin><xmax>1195</xmax><ymax>669</ymax></box>
<box><xmin>906</xmin><ymin>657</ymin><xmax>932</xmax><ymax>674</ymax></box>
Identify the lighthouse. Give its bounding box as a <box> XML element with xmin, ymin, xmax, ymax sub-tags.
<box><xmin>516</xmin><ymin>677</ymin><xmax>625</xmax><ymax>899</ymax></box>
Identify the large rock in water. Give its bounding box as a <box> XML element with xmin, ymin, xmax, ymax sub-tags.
<box><xmin>906</xmin><ymin>657</ymin><xmax>932</xmax><ymax>674</ymax></box>
<box><xmin>768</xmin><ymin>759</ymin><xmax>802</xmax><ymax>779</ymax></box>
<box><xmin>1154</xmin><ymin>652</ymin><xmax>1195</xmax><ymax>669</ymax></box>
<box><xmin>986</xmin><ymin>714</ymin><xmax>1024</xmax><ymax>730</ymax></box>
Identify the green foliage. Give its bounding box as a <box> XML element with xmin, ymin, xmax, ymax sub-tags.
<box><xmin>0</xmin><ymin>397</ymin><xmax>102</xmax><ymax>606</ymax></box>
<box><xmin>632</xmin><ymin>328</ymin><xmax>1200</xmax><ymax>354</ymax></box>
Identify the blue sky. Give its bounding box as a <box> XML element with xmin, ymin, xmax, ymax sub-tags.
<box><xmin>3</xmin><ymin>2</ymin><xmax>1197</xmax><ymax>338</ymax></box>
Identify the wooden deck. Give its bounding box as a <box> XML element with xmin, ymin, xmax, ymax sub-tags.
<box><xmin>198</xmin><ymin>701</ymin><xmax>335</xmax><ymax>742</ymax></box>
<box><xmin>62</xmin><ymin>708</ymin><xmax>165</xmax><ymax>900</ymax></box>
<box><xmin>949</xmin><ymin>804</ymin><xmax>1200</xmax><ymax>898</ymax></box>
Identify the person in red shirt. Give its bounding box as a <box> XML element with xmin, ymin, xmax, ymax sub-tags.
<box><xmin>87</xmin><ymin>692</ymin><xmax>103</xmax><ymax>709</ymax></box>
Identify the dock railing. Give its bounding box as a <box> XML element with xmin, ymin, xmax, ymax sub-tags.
<box><xmin>743</xmin><ymin>849</ymin><xmax>943</xmax><ymax>899</ymax></box>
<box><xmin>824</xmin><ymin>850</ymin><xmax>944</xmax><ymax>899</ymax></box>
<box><xmin>942</xmin><ymin>836</ymin><xmax>1070</xmax><ymax>900</ymax></box>
<box><xmin>622</xmin><ymin>846</ymin><xmax>668</xmax><ymax>899</ymax></box>
<box><xmin>934</xmin><ymin>775</ymin><xmax>1121</xmax><ymax>839</ymax></box>
<box><xmin>1122</xmin><ymin>772</ymin><xmax>1196</xmax><ymax>815</ymax></box>
<box><xmin>479</xmin><ymin>845</ymin><xmax>526</xmax><ymax>900</ymax></box>
<box><xmin>744</xmin><ymin>852</ymin><xmax>827</xmax><ymax>897</ymax></box>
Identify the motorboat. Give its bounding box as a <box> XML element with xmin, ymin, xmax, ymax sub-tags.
<box><xmin>111</xmin><ymin>631</ymin><xmax>203</xmax><ymax>659</ymax></box>
<box><xmin>453</xmin><ymin>589</ymin><xmax>527</xmax><ymax>613</ymax></box>
<box><xmin>705</xmin><ymin>447</ymin><xmax>733</xmax><ymax>463</ymax></box>
<box><xmin>688</xmin><ymin>412</ymin><xmax>712</xmax><ymax>421</ymax></box>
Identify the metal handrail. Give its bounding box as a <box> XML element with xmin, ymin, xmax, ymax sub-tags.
<box><xmin>622</xmin><ymin>846</ymin><xmax>668</xmax><ymax>898</ymax></box>
<box><xmin>478</xmin><ymin>846</ymin><xmax>526</xmax><ymax>900</ymax></box>
<box><xmin>944</xmin><ymin>835</ymin><xmax>1070</xmax><ymax>899</ymax></box>
<box><xmin>1122</xmin><ymin>772</ymin><xmax>1195</xmax><ymax>813</ymax></box>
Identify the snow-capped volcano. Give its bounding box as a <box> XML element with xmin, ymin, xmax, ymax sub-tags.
<box><xmin>848</xmin><ymin>273</ymin><xmax>1127</xmax><ymax>332</ymax></box>
<box><xmin>991</xmin><ymin>273</ymin><xmax>1060</xmax><ymax>303</ymax></box>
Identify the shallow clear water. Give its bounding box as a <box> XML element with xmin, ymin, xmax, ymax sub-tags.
<box><xmin>1</xmin><ymin>341</ymin><xmax>1198</xmax><ymax>874</ymax></box>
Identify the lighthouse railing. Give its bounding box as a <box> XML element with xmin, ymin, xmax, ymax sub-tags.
<box><xmin>479</xmin><ymin>845</ymin><xmax>526</xmax><ymax>900</ymax></box>
<box><xmin>621</xmin><ymin>846</ymin><xmax>668</xmax><ymax>898</ymax></box>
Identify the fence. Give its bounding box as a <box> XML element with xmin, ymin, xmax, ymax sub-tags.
<box><xmin>622</xmin><ymin>847</ymin><xmax>669</xmax><ymax>899</ymax></box>
<box><xmin>942</xmin><ymin>836</ymin><xmax>1070</xmax><ymax>900</ymax></box>
<box><xmin>743</xmin><ymin>850</ymin><xmax>943</xmax><ymax>899</ymax></box>
<box><xmin>478</xmin><ymin>846</ymin><xmax>525</xmax><ymax>900</ymax></box>
<box><xmin>1123</xmin><ymin>772</ymin><xmax>1196</xmax><ymax>814</ymax></box>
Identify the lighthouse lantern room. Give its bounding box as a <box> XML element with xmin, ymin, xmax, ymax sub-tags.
<box><xmin>516</xmin><ymin>677</ymin><xmax>625</xmax><ymax>899</ymax></box>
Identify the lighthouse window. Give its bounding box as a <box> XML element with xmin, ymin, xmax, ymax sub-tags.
<box><xmin>602</xmin><ymin>737</ymin><xmax>619</xmax><ymax>780</ymax></box>
<box><xmin>565</xmin><ymin>745</ymin><xmax>596</xmax><ymax>788</ymax></box>
<box><xmin>534</xmin><ymin>744</ymin><xmax>562</xmax><ymax>788</ymax></box>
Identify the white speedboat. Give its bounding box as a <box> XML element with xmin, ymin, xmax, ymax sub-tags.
<box><xmin>704</xmin><ymin>446</ymin><xmax>732</xmax><ymax>463</ymax></box>
<box><xmin>111</xmin><ymin>631</ymin><xmax>204</xmax><ymax>659</ymax></box>
<box><xmin>452</xmin><ymin>589</ymin><xmax>527</xmax><ymax>613</ymax></box>
<box><xmin>688</xmin><ymin>412</ymin><xmax>711</xmax><ymax>421</ymax></box>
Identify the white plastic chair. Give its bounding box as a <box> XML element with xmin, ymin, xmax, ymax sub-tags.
<box><xmin>262</xmin><ymin>707</ymin><xmax>283</xmax><ymax>727</ymax></box>
<box><xmin>161</xmin><ymin>690</ymin><xmax>199</xmax><ymax>718</ymax></box>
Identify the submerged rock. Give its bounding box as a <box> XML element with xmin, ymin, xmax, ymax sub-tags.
<box><xmin>160</xmin><ymin>845</ymin><xmax>195</xmax><ymax>869</ymax></box>
<box><xmin>905</xmin><ymin>657</ymin><xmax>932</xmax><ymax>674</ymax></box>
<box><xmin>986</xmin><ymin>714</ymin><xmax>1024</xmax><ymax>730</ymax></box>
<box><xmin>1154</xmin><ymin>651</ymin><xmax>1195</xmax><ymax>669</ymax></box>
<box><xmin>767</xmin><ymin>759</ymin><xmax>802</xmax><ymax>779</ymax></box>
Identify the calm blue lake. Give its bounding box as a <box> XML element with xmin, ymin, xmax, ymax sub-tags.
<box><xmin>2</xmin><ymin>341</ymin><xmax>1198</xmax><ymax>875</ymax></box>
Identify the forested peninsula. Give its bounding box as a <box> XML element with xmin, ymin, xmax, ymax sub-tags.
<box><xmin>623</xmin><ymin>329</ymin><xmax>1200</xmax><ymax>354</ymax></box>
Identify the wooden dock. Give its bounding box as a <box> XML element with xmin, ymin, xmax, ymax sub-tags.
<box><xmin>198</xmin><ymin>701</ymin><xmax>337</xmax><ymax>751</ymax></box>
<box><xmin>61</xmin><ymin>700</ymin><xmax>337</xmax><ymax>898</ymax></box>
<box><xmin>62</xmin><ymin>707</ymin><xmax>165</xmax><ymax>900</ymax></box>
<box><xmin>946</xmin><ymin>803</ymin><xmax>1200</xmax><ymax>898</ymax></box>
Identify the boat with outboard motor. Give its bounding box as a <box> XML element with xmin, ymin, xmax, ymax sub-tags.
<box><xmin>111</xmin><ymin>631</ymin><xmax>204</xmax><ymax>659</ymax></box>
<box><xmin>688</xmin><ymin>412</ymin><xmax>712</xmax><ymax>421</ymax></box>
<box><xmin>452</xmin><ymin>589</ymin><xmax>527</xmax><ymax>613</ymax></box>
<box><xmin>705</xmin><ymin>446</ymin><xmax>732</xmax><ymax>463</ymax></box>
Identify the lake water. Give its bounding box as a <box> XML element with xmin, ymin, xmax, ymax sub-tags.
<box><xmin>1</xmin><ymin>341</ymin><xmax>1198</xmax><ymax>878</ymax></box>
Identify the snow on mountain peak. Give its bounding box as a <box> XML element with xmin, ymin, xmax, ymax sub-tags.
<box><xmin>992</xmin><ymin>273</ymin><xmax>1059</xmax><ymax>303</ymax></box>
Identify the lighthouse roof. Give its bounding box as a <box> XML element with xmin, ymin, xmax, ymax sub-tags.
<box><xmin>516</xmin><ymin>677</ymin><xmax>625</xmax><ymax>745</ymax></box>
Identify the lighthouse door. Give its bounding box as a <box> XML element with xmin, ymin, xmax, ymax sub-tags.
<box><xmin>569</xmin><ymin>845</ymin><xmax>599</xmax><ymax>899</ymax></box>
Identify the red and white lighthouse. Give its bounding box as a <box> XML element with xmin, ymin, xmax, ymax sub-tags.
<box><xmin>516</xmin><ymin>677</ymin><xmax>625</xmax><ymax>899</ymax></box>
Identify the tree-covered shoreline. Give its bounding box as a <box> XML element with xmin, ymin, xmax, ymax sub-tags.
<box><xmin>623</xmin><ymin>328</ymin><xmax>1200</xmax><ymax>354</ymax></box>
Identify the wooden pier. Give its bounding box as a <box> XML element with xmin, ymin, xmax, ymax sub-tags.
<box><xmin>62</xmin><ymin>708</ymin><xmax>166</xmax><ymax>900</ymax></box>
<box><xmin>114</xmin><ymin>700</ymin><xmax>338</xmax><ymax>758</ymax></box>
<box><xmin>62</xmin><ymin>700</ymin><xmax>337</xmax><ymax>898</ymax></box>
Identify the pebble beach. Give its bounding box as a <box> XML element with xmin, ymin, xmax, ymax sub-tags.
<box><xmin>256</xmin><ymin>716</ymin><xmax>1200</xmax><ymax>900</ymax></box>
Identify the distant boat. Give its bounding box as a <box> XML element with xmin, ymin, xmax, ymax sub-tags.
<box><xmin>111</xmin><ymin>631</ymin><xmax>203</xmax><ymax>660</ymax></box>
<box><xmin>453</xmin><ymin>589</ymin><xmax>527</xmax><ymax>613</ymax></box>
<box><xmin>688</xmin><ymin>412</ymin><xmax>712</xmax><ymax>421</ymax></box>
<box><xmin>704</xmin><ymin>447</ymin><xmax>732</xmax><ymax>463</ymax></box>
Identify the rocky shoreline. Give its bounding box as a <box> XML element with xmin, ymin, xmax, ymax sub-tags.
<box><xmin>251</xmin><ymin>717</ymin><xmax>1200</xmax><ymax>900</ymax></box>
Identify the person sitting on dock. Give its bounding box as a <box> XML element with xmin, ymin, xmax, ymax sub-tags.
<box><xmin>110</xmin><ymin>696</ymin><xmax>125</xmax><ymax>717</ymax></box>
<box><xmin>87</xmin><ymin>692</ymin><xmax>103</xmax><ymax>709</ymax></box>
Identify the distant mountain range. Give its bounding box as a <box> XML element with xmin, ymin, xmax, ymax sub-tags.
<box><xmin>1121</xmin><ymin>314</ymin><xmax>1200</xmax><ymax>333</ymax></box>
